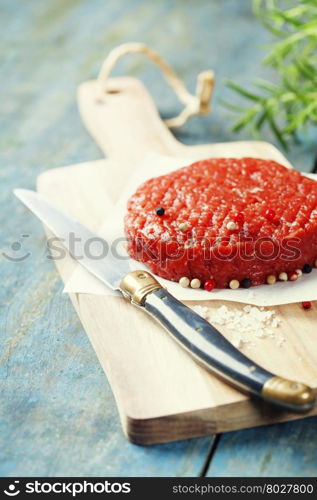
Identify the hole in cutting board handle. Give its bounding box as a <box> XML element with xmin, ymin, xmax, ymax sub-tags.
<box><xmin>106</xmin><ymin>88</ymin><xmax>121</xmax><ymax>94</ymax></box>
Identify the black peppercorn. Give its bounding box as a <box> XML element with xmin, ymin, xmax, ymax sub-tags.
<box><xmin>156</xmin><ymin>207</ymin><xmax>165</xmax><ymax>216</ymax></box>
<box><xmin>302</xmin><ymin>264</ymin><xmax>313</xmax><ymax>274</ymax></box>
<box><xmin>241</xmin><ymin>278</ymin><xmax>252</xmax><ymax>288</ymax></box>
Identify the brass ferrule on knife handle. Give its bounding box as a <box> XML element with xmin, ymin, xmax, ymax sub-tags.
<box><xmin>119</xmin><ymin>270</ymin><xmax>163</xmax><ymax>305</ymax></box>
<box><xmin>262</xmin><ymin>376</ymin><xmax>315</xmax><ymax>409</ymax></box>
<box><xmin>120</xmin><ymin>270</ymin><xmax>315</xmax><ymax>412</ymax></box>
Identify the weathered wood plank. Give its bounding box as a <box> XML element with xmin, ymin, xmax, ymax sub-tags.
<box><xmin>0</xmin><ymin>247</ymin><xmax>212</xmax><ymax>476</ymax></box>
<box><xmin>206</xmin><ymin>417</ymin><xmax>317</xmax><ymax>477</ymax></box>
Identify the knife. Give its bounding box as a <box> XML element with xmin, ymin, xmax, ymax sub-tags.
<box><xmin>14</xmin><ymin>189</ymin><xmax>315</xmax><ymax>412</ymax></box>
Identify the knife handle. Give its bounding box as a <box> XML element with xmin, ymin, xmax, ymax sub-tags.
<box><xmin>120</xmin><ymin>271</ymin><xmax>315</xmax><ymax>412</ymax></box>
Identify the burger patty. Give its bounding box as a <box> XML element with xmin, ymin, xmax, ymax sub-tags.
<box><xmin>124</xmin><ymin>158</ymin><xmax>317</xmax><ymax>288</ymax></box>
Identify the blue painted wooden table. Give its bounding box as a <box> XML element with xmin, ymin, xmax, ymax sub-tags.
<box><xmin>1</xmin><ymin>0</ymin><xmax>317</xmax><ymax>477</ymax></box>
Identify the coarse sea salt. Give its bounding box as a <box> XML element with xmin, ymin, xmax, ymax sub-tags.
<box><xmin>192</xmin><ymin>305</ymin><xmax>209</xmax><ymax>319</ymax></box>
<box><xmin>191</xmin><ymin>304</ymin><xmax>283</xmax><ymax>350</ymax></box>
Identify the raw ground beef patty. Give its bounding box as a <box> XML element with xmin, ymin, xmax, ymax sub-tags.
<box><xmin>124</xmin><ymin>158</ymin><xmax>317</xmax><ymax>288</ymax></box>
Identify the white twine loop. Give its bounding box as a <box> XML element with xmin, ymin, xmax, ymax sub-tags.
<box><xmin>97</xmin><ymin>42</ymin><xmax>215</xmax><ymax>128</ymax></box>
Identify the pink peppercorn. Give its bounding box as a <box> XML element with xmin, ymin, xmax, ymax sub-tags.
<box><xmin>204</xmin><ymin>279</ymin><xmax>216</xmax><ymax>291</ymax></box>
<box><xmin>265</xmin><ymin>208</ymin><xmax>276</xmax><ymax>222</ymax></box>
<box><xmin>302</xmin><ymin>301</ymin><xmax>312</xmax><ymax>310</ymax></box>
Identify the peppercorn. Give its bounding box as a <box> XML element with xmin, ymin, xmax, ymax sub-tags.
<box><xmin>302</xmin><ymin>301</ymin><xmax>312</xmax><ymax>310</ymax></box>
<box><xmin>204</xmin><ymin>279</ymin><xmax>216</xmax><ymax>291</ymax></box>
<box><xmin>302</xmin><ymin>264</ymin><xmax>313</xmax><ymax>274</ymax></box>
<box><xmin>266</xmin><ymin>274</ymin><xmax>276</xmax><ymax>285</ymax></box>
<box><xmin>229</xmin><ymin>279</ymin><xmax>240</xmax><ymax>290</ymax></box>
<box><xmin>241</xmin><ymin>278</ymin><xmax>252</xmax><ymax>288</ymax></box>
<box><xmin>156</xmin><ymin>207</ymin><xmax>165</xmax><ymax>216</ymax></box>
<box><xmin>279</xmin><ymin>272</ymin><xmax>288</xmax><ymax>281</ymax></box>
<box><xmin>288</xmin><ymin>272</ymin><xmax>298</xmax><ymax>281</ymax></box>
<box><xmin>190</xmin><ymin>278</ymin><xmax>201</xmax><ymax>289</ymax></box>
<box><xmin>179</xmin><ymin>277</ymin><xmax>190</xmax><ymax>288</ymax></box>
<box><xmin>265</xmin><ymin>209</ymin><xmax>276</xmax><ymax>222</ymax></box>
<box><xmin>179</xmin><ymin>222</ymin><xmax>190</xmax><ymax>232</ymax></box>
<box><xmin>226</xmin><ymin>221</ymin><xmax>238</xmax><ymax>231</ymax></box>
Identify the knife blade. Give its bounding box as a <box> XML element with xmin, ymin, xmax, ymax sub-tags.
<box><xmin>14</xmin><ymin>188</ymin><xmax>315</xmax><ymax>412</ymax></box>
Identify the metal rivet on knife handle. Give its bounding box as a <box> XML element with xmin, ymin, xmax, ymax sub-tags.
<box><xmin>120</xmin><ymin>270</ymin><xmax>163</xmax><ymax>305</ymax></box>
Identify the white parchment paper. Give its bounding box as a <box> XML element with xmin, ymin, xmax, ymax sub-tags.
<box><xmin>63</xmin><ymin>154</ymin><xmax>317</xmax><ymax>306</ymax></box>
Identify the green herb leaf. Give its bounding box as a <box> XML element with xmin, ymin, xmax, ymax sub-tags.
<box><xmin>223</xmin><ymin>0</ymin><xmax>317</xmax><ymax>149</ymax></box>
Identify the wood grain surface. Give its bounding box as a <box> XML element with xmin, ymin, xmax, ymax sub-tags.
<box><xmin>1</xmin><ymin>0</ymin><xmax>317</xmax><ymax>476</ymax></box>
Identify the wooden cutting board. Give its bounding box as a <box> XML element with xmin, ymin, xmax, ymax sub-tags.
<box><xmin>37</xmin><ymin>77</ymin><xmax>317</xmax><ymax>445</ymax></box>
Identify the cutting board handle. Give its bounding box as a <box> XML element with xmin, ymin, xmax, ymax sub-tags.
<box><xmin>77</xmin><ymin>77</ymin><xmax>182</xmax><ymax>163</ymax></box>
<box><xmin>77</xmin><ymin>43</ymin><xmax>215</xmax><ymax>166</ymax></box>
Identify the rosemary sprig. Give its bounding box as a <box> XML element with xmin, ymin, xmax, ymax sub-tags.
<box><xmin>224</xmin><ymin>0</ymin><xmax>317</xmax><ymax>149</ymax></box>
